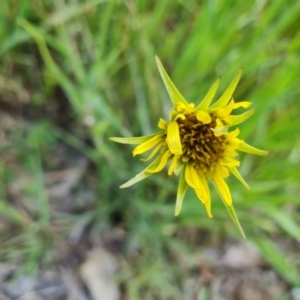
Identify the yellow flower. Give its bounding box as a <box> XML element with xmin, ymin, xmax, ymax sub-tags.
<box><xmin>110</xmin><ymin>56</ymin><xmax>268</xmax><ymax>238</ymax></box>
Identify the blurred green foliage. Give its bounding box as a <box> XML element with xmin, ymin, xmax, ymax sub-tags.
<box><xmin>0</xmin><ymin>0</ymin><xmax>300</xmax><ymax>298</ymax></box>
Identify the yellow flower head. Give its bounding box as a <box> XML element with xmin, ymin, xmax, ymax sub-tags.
<box><xmin>110</xmin><ymin>56</ymin><xmax>268</xmax><ymax>238</ymax></box>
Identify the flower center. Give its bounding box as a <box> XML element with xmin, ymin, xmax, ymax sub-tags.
<box><xmin>177</xmin><ymin>113</ymin><xmax>226</xmax><ymax>174</ymax></box>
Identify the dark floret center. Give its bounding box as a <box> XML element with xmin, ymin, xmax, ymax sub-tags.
<box><xmin>177</xmin><ymin>113</ymin><xmax>226</xmax><ymax>172</ymax></box>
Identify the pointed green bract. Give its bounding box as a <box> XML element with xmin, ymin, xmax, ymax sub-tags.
<box><xmin>175</xmin><ymin>169</ymin><xmax>188</xmax><ymax>216</ymax></box>
<box><xmin>210</xmin><ymin>68</ymin><xmax>242</xmax><ymax>109</ymax></box>
<box><xmin>110</xmin><ymin>132</ymin><xmax>163</xmax><ymax>145</ymax></box>
<box><xmin>230</xmin><ymin>167</ymin><xmax>250</xmax><ymax>190</ymax></box>
<box><xmin>196</xmin><ymin>77</ymin><xmax>220</xmax><ymax>110</ymax></box>
<box><xmin>224</xmin><ymin>203</ymin><xmax>246</xmax><ymax>239</ymax></box>
<box><xmin>239</xmin><ymin>142</ymin><xmax>269</xmax><ymax>156</ymax></box>
<box><xmin>229</xmin><ymin>109</ymin><xmax>255</xmax><ymax>126</ymax></box>
<box><xmin>120</xmin><ymin>156</ymin><xmax>161</xmax><ymax>188</ymax></box>
<box><xmin>155</xmin><ymin>56</ymin><xmax>188</xmax><ymax>106</ymax></box>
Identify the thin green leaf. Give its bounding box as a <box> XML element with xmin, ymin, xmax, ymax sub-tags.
<box><xmin>253</xmin><ymin>237</ymin><xmax>300</xmax><ymax>287</ymax></box>
<box><xmin>265</xmin><ymin>207</ymin><xmax>300</xmax><ymax>243</ymax></box>
<box><xmin>46</xmin><ymin>0</ymin><xmax>107</xmax><ymax>26</ymax></box>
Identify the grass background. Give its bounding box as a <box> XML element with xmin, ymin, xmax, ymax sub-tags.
<box><xmin>0</xmin><ymin>0</ymin><xmax>300</xmax><ymax>299</ymax></box>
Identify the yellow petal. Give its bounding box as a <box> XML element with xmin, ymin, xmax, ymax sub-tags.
<box><xmin>230</xmin><ymin>167</ymin><xmax>250</xmax><ymax>190</ymax></box>
<box><xmin>216</xmin><ymin>166</ymin><xmax>230</xmax><ymax>178</ymax></box>
<box><xmin>196</xmin><ymin>77</ymin><xmax>220</xmax><ymax>110</ymax></box>
<box><xmin>168</xmin><ymin>155</ymin><xmax>178</xmax><ymax>176</ymax></box>
<box><xmin>194</xmin><ymin>171</ymin><xmax>212</xmax><ymax>218</ymax></box>
<box><xmin>174</xmin><ymin>169</ymin><xmax>188</xmax><ymax>216</ymax></box>
<box><xmin>176</xmin><ymin>102</ymin><xmax>195</xmax><ymax>113</ymax></box>
<box><xmin>229</xmin><ymin>109</ymin><xmax>254</xmax><ymax>126</ymax></box>
<box><xmin>195</xmin><ymin>189</ymin><xmax>212</xmax><ymax>218</ymax></box>
<box><xmin>233</xmin><ymin>101</ymin><xmax>252</xmax><ymax>109</ymax></box>
<box><xmin>239</xmin><ymin>142</ymin><xmax>269</xmax><ymax>156</ymax></box>
<box><xmin>185</xmin><ymin>164</ymin><xmax>211</xmax><ymax>217</ymax></box>
<box><xmin>110</xmin><ymin>132</ymin><xmax>163</xmax><ymax>145</ymax></box>
<box><xmin>196</xmin><ymin>110</ymin><xmax>212</xmax><ymax>124</ymax></box>
<box><xmin>213</xmin><ymin>168</ymin><xmax>245</xmax><ymax>238</ymax></box>
<box><xmin>214</xmin><ymin>100</ymin><xmax>235</xmax><ymax>118</ymax></box>
<box><xmin>155</xmin><ymin>56</ymin><xmax>188</xmax><ymax>106</ymax></box>
<box><xmin>210</xmin><ymin>68</ymin><xmax>242</xmax><ymax>109</ymax></box>
<box><xmin>227</xmin><ymin>128</ymin><xmax>240</xmax><ymax>139</ymax></box>
<box><xmin>194</xmin><ymin>188</ymin><xmax>204</xmax><ymax>203</ymax></box>
<box><xmin>221</xmin><ymin>157</ymin><xmax>240</xmax><ymax>168</ymax></box>
<box><xmin>204</xmin><ymin>202</ymin><xmax>212</xmax><ymax>218</ymax></box>
<box><xmin>146</xmin><ymin>150</ymin><xmax>172</xmax><ymax>174</ymax></box>
<box><xmin>166</xmin><ymin>121</ymin><xmax>183</xmax><ymax>155</ymax></box>
<box><xmin>215</xmin><ymin>118</ymin><xmax>225</xmax><ymax>130</ymax></box>
<box><xmin>185</xmin><ymin>163</ymin><xmax>201</xmax><ymax>189</ymax></box>
<box><xmin>213</xmin><ymin>172</ymin><xmax>232</xmax><ymax>206</ymax></box>
<box><xmin>174</xmin><ymin>113</ymin><xmax>186</xmax><ymax>121</ymax></box>
<box><xmin>133</xmin><ymin>134</ymin><xmax>164</xmax><ymax>156</ymax></box>
<box><xmin>158</xmin><ymin>118</ymin><xmax>168</xmax><ymax>129</ymax></box>
<box><xmin>140</xmin><ymin>142</ymin><xmax>163</xmax><ymax>161</ymax></box>
<box><xmin>226</xmin><ymin>137</ymin><xmax>244</xmax><ymax>151</ymax></box>
<box><xmin>197</xmin><ymin>172</ymin><xmax>210</xmax><ymax>204</ymax></box>
<box><xmin>223</xmin><ymin>115</ymin><xmax>233</xmax><ymax>124</ymax></box>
